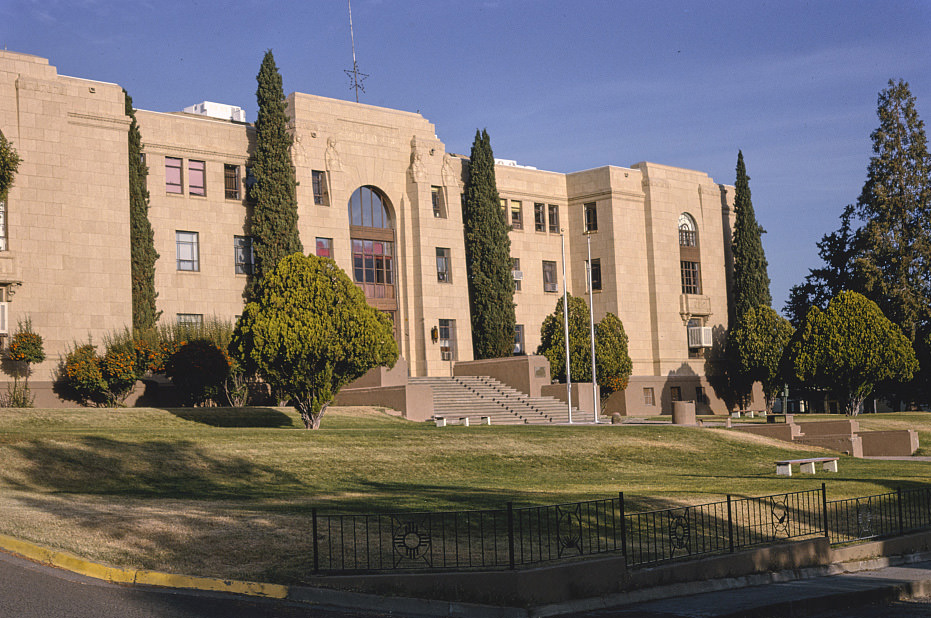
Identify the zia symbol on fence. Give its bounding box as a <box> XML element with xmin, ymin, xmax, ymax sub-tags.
<box><xmin>856</xmin><ymin>497</ymin><xmax>874</xmax><ymax>538</ymax></box>
<box><xmin>391</xmin><ymin>517</ymin><xmax>432</xmax><ymax>567</ymax></box>
<box><xmin>668</xmin><ymin>509</ymin><xmax>691</xmax><ymax>558</ymax></box>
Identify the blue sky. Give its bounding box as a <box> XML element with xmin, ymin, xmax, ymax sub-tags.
<box><xmin>4</xmin><ymin>1</ymin><xmax>930</xmax><ymax>311</ymax></box>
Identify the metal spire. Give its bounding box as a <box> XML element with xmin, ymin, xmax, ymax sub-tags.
<box><xmin>344</xmin><ymin>0</ymin><xmax>368</xmax><ymax>102</ymax></box>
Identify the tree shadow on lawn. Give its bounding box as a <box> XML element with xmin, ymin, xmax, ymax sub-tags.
<box><xmin>164</xmin><ymin>407</ymin><xmax>297</xmax><ymax>428</ymax></box>
<box><xmin>2</xmin><ymin>435</ymin><xmax>303</xmax><ymax>500</ymax></box>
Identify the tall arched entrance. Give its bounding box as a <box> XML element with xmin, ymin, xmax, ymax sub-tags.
<box><xmin>348</xmin><ymin>186</ymin><xmax>398</xmax><ymax>340</ymax></box>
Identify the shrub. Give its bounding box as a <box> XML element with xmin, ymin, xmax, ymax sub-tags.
<box><xmin>62</xmin><ymin>344</ymin><xmax>108</xmax><ymax>406</ymax></box>
<box><xmin>3</xmin><ymin>318</ymin><xmax>45</xmax><ymax>408</ymax></box>
<box><xmin>101</xmin><ymin>347</ymin><xmax>138</xmax><ymax>403</ymax></box>
<box><xmin>165</xmin><ymin>339</ymin><xmax>232</xmax><ymax>406</ymax></box>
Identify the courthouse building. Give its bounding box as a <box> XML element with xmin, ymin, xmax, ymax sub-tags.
<box><xmin>0</xmin><ymin>50</ymin><xmax>738</xmax><ymax>414</ymax></box>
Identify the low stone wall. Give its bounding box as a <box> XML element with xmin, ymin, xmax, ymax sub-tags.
<box><xmin>795</xmin><ymin>435</ymin><xmax>863</xmax><ymax>458</ymax></box>
<box><xmin>796</xmin><ymin>419</ymin><xmax>860</xmax><ymax>437</ymax></box>
<box><xmin>859</xmin><ymin>429</ymin><xmax>919</xmax><ymax>456</ymax></box>
<box><xmin>541</xmin><ymin>382</ymin><xmax>599</xmax><ymax>415</ymax></box>
<box><xmin>453</xmin><ymin>356</ymin><xmax>550</xmax><ymax>398</ymax></box>
<box><xmin>333</xmin><ymin>384</ymin><xmax>434</xmax><ymax>422</ymax></box>
<box><xmin>734</xmin><ymin>423</ymin><xmax>800</xmax><ymax>441</ymax></box>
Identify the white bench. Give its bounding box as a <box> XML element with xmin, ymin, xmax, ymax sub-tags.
<box><xmin>434</xmin><ymin>416</ymin><xmax>491</xmax><ymax>427</ymax></box>
<box><xmin>775</xmin><ymin>457</ymin><xmax>839</xmax><ymax>476</ymax></box>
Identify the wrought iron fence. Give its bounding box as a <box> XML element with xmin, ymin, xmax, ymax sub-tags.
<box><xmin>309</xmin><ymin>485</ymin><xmax>931</xmax><ymax>574</ymax></box>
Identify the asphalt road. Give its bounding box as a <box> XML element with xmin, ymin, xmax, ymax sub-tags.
<box><xmin>0</xmin><ymin>551</ymin><xmax>403</xmax><ymax>618</ymax></box>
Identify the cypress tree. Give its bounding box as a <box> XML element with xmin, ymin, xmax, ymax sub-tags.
<box><xmin>124</xmin><ymin>90</ymin><xmax>160</xmax><ymax>332</ymax></box>
<box><xmin>248</xmin><ymin>50</ymin><xmax>302</xmax><ymax>299</ymax></box>
<box><xmin>462</xmin><ymin>129</ymin><xmax>516</xmax><ymax>359</ymax></box>
<box><xmin>730</xmin><ymin>150</ymin><xmax>772</xmax><ymax>322</ymax></box>
<box><xmin>852</xmin><ymin>79</ymin><xmax>931</xmax><ymax>344</ymax></box>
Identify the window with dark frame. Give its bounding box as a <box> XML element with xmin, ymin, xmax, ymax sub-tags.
<box><xmin>696</xmin><ymin>386</ymin><xmax>708</xmax><ymax>405</ymax></box>
<box><xmin>176</xmin><ymin>313</ymin><xmax>204</xmax><ymax>327</ymax></box>
<box><xmin>439</xmin><ymin>319</ymin><xmax>456</xmax><ymax>361</ymax></box>
<box><xmin>584</xmin><ymin>202</ymin><xmax>598</xmax><ymax>232</ymax></box>
<box><xmin>534</xmin><ymin>203</ymin><xmax>545</xmax><ymax>232</ymax></box>
<box><xmin>436</xmin><ymin>247</ymin><xmax>451</xmax><ymax>283</ymax></box>
<box><xmin>670</xmin><ymin>386</ymin><xmax>682</xmax><ymax>402</ymax></box>
<box><xmin>510</xmin><ymin>200</ymin><xmax>522</xmax><ymax>229</ymax></box>
<box><xmin>188</xmin><ymin>160</ymin><xmax>205</xmax><ymax>196</ymax></box>
<box><xmin>165</xmin><ymin>157</ymin><xmax>183</xmax><ymax>194</ymax></box>
<box><xmin>548</xmin><ymin>204</ymin><xmax>559</xmax><ymax>233</ymax></box>
<box><xmin>542</xmin><ymin>260</ymin><xmax>558</xmax><ymax>292</ymax></box>
<box><xmin>176</xmin><ymin>231</ymin><xmax>199</xmax><ymax>271</ymax></box>
<box><xmin>688</xmin><ymin>317</ymin><xmax>706</xmax><ymax>359</ymax></box>
<box><xmin>313</xmin><ymin>170</ymin><xmax>329</xmax><ymax>206</ymax></box>
<box><xmin>315</xmin><ymin>237</ymin><xmax>333</xmax><ymax>258</ymax></box>
<box><xmin>590</xmin><ymin>258</ymin><xmax>602</xmax><ymax>291</ymax></box>
<box><xmin>224</xmin><ymin>164</ymin><xmax>240</xmax><ymax>199</ymax></box>
<box><xmin>233</xmin><ymin>235</ymin><xmax>253</xmax><ymax>275</ymax></box>
<box><xmin>512</xmin><ymin>257</ymin><xmax>521</xmax><ymax>292</ymax></box>
<box><xmin>432</xmin><ymin>186</ymin><xmax>446</xmax><ymax>218</ymax></box>
<box><xmin>513</xmin><ymin>324</ymin><xmax>525</xmax><ymax>355</ymax></box>
<box><xmin>681</xmin><ymin>260</ymin><xmax>701</xmax><ymax>294</ymax></box>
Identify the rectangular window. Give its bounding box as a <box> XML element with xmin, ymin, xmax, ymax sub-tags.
<box><xmin>0</xmin><ymin>198</ymin><xmax>7</xmax><ymax>251</ymax></box>
<box><xmin>681</xmin><ymin>261</ymin><xmax>702</xmax><ymax>294</ymax></box>
<box><xmin>514</xmin><ymin>324</ymin><xmax>525</xmax><ymax>355</ymax></box>
<box><xmin>176</xmin><ymin>231</ymin><xmax>199</xmax><ymax>271</ymax></box>
<box><xmin>534</xmin><ymin>203</ymin><xmax>546</xmax><ymax>232</ymax></box>
<box><xmin>165</xmin><ymin>157</ymin><xmax>183</xmax><ymax>194</ymax></box>
<box><xmin>696</xmin><ymin>386</ymin><xmax>708</xmax><ymax>405</ymax></box>
<box><xmin>316</xmin><ymin>237</ymin><xmax>333</xmax><ymax>258</ymax></box>
<box><xmin>510</xmin><ymin>200</ymin><xmax>523</xmax><ymax>230</ymax></box>
<box><xmin>313</xmin><ymin>170</ymin><xmax>329</xmax><ymax>205</ymax></box>
<box><xmin>439</xmin><ymin>318</ymin><xmax>456</xmax><ymax>361</ymax></box>
<box><xmin>584</xmin><ymin>202</ymin><xmax>598</xmax><ymax>232</ymax></box>
<box><xmin>670</xmin><ymin>386</ymin><xmax>682</xmax><ymax>402</ymax></box>
<box><xmin>188</xmin><ymin>160</ymin><xmax>205</xmax><ymax>196</ymax></box>
<box><xmin>589</xmin><ymin>258</ymin><xmax>602</xmax><ymax>291</ymax></box>
<box><xmin>234</xmin><ymin>235</ymin><xmax>253</xmax><ymax>275</ymax></box>
<box><xmin>548</xmin><ymin>204</ymin><xmax>560</xmax><ymax>233</ymax></box>
<box><xmin>644</xmin><ymin>387</ymin><xmax>655</xmax><ymax>406</ymax></box>
<box><xmin>432</xmin><ymin>186</ymin><xmax>446</xmax><ymax>218</ymax></box>
<box><xmin>176</xmin><ymin>313</ymin><xmax>204</xmax><ymax>327</ymax></box>
<box><xmin>436</xmin><ymin>247</ymin><xmax>452</xmax><ymax>283</ymax></box>
<box><xmin>511</xmin><ymin>257</ymin><xmax>521</xmax><ymax>292</ymax></box>
<box><xmin>542</xmin><ymin>260</ymin><xmax>558</xmax><ymax>293</ymax></box>
<box><xmin>224</xmin><ymin>164</ymin><xmax>240</xmax><ymax>199</ymax></box>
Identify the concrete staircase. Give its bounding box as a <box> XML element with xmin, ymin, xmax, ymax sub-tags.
<box><xmin>410</xmin><ymin>376</ymin><xmax>592</xmax><ymax>425</ymax></box>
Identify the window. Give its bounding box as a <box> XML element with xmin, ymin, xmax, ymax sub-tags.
<box><xmin>349</xmin><ymin>186</ymin><xmax>392</xmax><ymax>228</ymax></box>
<box><xmin>696</xmin><ymin>386</ymin><xmax>708</xmax><ymax>405</ymax></box>
<box><xmin>548</xmin><ymin>204</ymin><xmax>560</xmax><ymax>233</ymax></box>
<box><xmin>688</xmin><ymin>317</ymin><xmax>706</xmax><ymax>359</ymax></box>
<box><xmin>534</xmin><ymin>203</ymin><xmax>545</xmax><ymax>232</ymax></box>
<box><xmin>510</xmin><ymin>200</ymin><xmax>523</xmax><ymax>230</ymax></box>
<box><xmin>499</xmin><ymin>198</ymin><xmax>507</xmax><ymax>211</ymax></box>
<box><xmin>234</xmin><ymin>236</ymin><xmax>253</xmax><ymax>275</ymax></box>
<box><xmin>670</xmin><ymin>386</ymin><xmax>682</xmax><ymax>402</ymax></box>
<box><xmin>188</xmin><ymin>160</ymin><xmax>205</xmax><ymax>196</ymax></box>
<box><xmin>584</xmin><ymin>202</ymin><xmax>598</xmax><ymax>232</ymax></box>
<box><xmin>514</xmin><ymin>324</ymin><xmax>525</xmax><ymax>355</ymax></box>
<box><xmin>165</xmin><ymin>157</ymin><xmax>182</xmax><ymax>194</ymax></box>
<box><xmin>352</xmin><ymin>239</ymin><xmax>394</xmax><ymax>299</ymax></box>
<box><xmin>177</xmin><ymin>313</ymin><xmax>204</xmax><ymax>327</ymax></box>
<box><xmin>0</xmin><ymin>197</ymin><xmax>6</xmax><ymax>251</ymax></box>
<box><xmin>313</xmin><ymin>170</ymin><xmax>329</xmax><ymax>206</ymax></box>
<box><xmin>589</xmin><ymin>258</ymin><xmax>602</xmax><ymax>291</ymax></box>
<box><xmin>679</xmin><ymin>213</ymin><xmax>698</xmax><ymax>247</ymax></box>
<box><xmin>439</xmin><ymin>319</ymin><xmax>456</xmax><ymax>361</ymax></box>
<box><xmin>316</xmin><ymin>237</ymin><xmax>333</xmax><ymax>258</ymax></box>
<box><xmin>432</xmin><ymin>186</ymin><xmax>446</xmax><ymax>218</ymax></box>
<box><xmin>542</xmin><ymin>260</ymin><xmax>558</xmax><ymax>293</ymax></box>
<box><xmin>224</xmin><ymin>164</ymin><xmax>240</xmax><ymax>199</ymax></box>
<box><xmin>681</xmin><ymin>261</ymin><xmax>702</xmax><ymax>294</ymax></box>
<box><xmin>643</xmin><ymin>387</ymin><xmax>655</xmax><ymax>406</ymax></box>
<box><xmin>176</xmin><ymin>231</ymin><xmax>199</xmax><ymax>271</ymax></box>
<box><xmin>436</xmin><ymin>247</ymin><xmax>451</xmax><ymax>283</ymax></box>
<box><xmin>511</xmin><ymin>257</ymin><xmax>521</xmax><ymax>292</ymax></box>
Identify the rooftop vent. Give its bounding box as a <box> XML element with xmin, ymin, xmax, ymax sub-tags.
<box><xmin>182</xmin><ymin>101</ymin><xmax>246</xmax><ymax>122</ymax></box>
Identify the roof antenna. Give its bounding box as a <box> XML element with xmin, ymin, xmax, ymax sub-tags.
<box><xmin>344</xmin><ymin>0</ymin><xmax>368</xmax><ymax>102</ymax></box>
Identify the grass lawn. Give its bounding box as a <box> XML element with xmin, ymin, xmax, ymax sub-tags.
<box><xmin>0</xmin><ymin>406</ymin><xmax>929</xmax><ymax>583</ymax></box>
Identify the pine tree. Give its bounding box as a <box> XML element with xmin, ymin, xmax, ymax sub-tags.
<box><xmin>462</xmin><ymin>129</ymin><xmax>516</xmax><ymax>359</ymax></box>
<box><xmin>730</xmin><ymin>150</ymin><xmax>772</xmax><ymax>322</ymax></box>
<box><xmin>124</xmin><ymin>90</ymin><xmax>160</xmax><ymax>332</ymax></box>
<box><xmin>852</xmin><ymin>79</ymin><xmax>931</xmax><ymax>344</ymax></box>
<box><xmin>248</xmin><ymin>50</ymin><xmax>302</xmax><ymax>299</ymax></box>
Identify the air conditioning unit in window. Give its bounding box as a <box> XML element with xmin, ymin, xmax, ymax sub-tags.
<box><xmin>0</xmin><ymin>302</ymin><xmax>8</xmax><ymax>336</ymax></box>
<box><xmin>512</xmin><ymin>270</ymin><xmax>523</xmax><ymax>280</ymax></box>
<box><xmin>687</xmin><ymin>326</ymin><xmax>713</xmax><ymax>348</ymax></box>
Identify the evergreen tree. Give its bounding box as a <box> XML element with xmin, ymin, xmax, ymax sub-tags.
<box><xmin>462</xmin><ymin>129</ymin><xmax>516</xmax><ymax>359</ymax></box>
<box><xmin>248</xmin><ymin>50</ymin><xmax>302</xmax><ymax>299</ymax></box>
<box><xmin>730</xmin><ymin>150</ymin><xmax>772</xmax><ymax>322</ymax></box>
<box><xmin>852</xmin><ymin>79</ymin><xmax>931</xmax><ymax>344</ymax></box>
<box><xmin>124</xmin><ymin>90</ymin><xmax>160</xmax><ymax>332</ymax></box>
<box><xmin>0</xmin><ymin>129</ymin><xmax>20</xmax><ymax>201</ymax></box>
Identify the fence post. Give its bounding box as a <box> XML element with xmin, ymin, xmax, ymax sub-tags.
<box><xmin>821</xmin><ymin>483</ymin><xmax>829</xmax><ymax>539</ymax></box>
<box><xmin>312</xmin><ymin>508</ymin><xmax>319</xmax><ymax>573</ymax></box>
<box><xmin>727</xmin><ymin>495</ymin><xmax>734</xmax><ymax>553</ymax></box>
<box><xmin>619</xmin><ymin>492</ymin><xmax>627</xmax><ymax>558</ymax></box>
<box><xmin>507</xmin><ymin>502</ymin><xmax>516</xmax><ymax>570</ymax></box>
<box><xmin>897</xmin><ymin>487</ymin><xmax>905</xmax><ymax>536</ymax></box>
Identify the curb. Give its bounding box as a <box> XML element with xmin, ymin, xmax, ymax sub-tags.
<box><xmin>0</xmin><ymin>534</ymin><xmax>288</xmax><ymax>600</ymax></box>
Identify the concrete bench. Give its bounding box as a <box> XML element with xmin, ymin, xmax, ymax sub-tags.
<box><xmin>434</xmin><ymin>416</ymin><xmax>447</xmax><ymax>427</ymax></box>
<box><xmin>767</xmin><ymin>413</ymin><xmax>793</xmax><ymax>424</ymax></box>
<box><xmin>775</xmin><ymin>457</ymin><xmax>839</xmax><ymax>476</ymax></box>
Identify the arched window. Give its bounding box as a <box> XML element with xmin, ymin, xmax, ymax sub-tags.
<box><xmin>678</xmin><ymin>213</ymin><xmax>697</xmax><ymax>247</ymax></box>
<box><xmin>349</xmin><ymin>186</ymin><xmax>393</xmax><ymax>229</ymax></box>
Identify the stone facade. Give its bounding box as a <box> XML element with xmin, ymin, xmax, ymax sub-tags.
<box><xmin>0</xmin><ymin>51</ymin><xmax>740</xmax><ymax>413</ymax></box>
